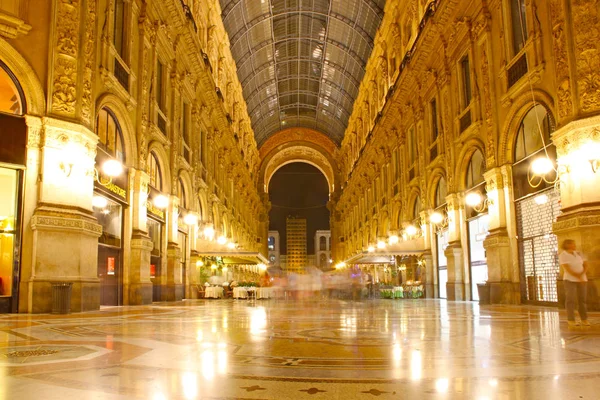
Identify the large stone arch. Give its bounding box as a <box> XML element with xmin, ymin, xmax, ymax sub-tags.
<box><xmin>261</xmin><ymin>145</ymin><xmax>337</xmax><ymax>194</ymax></box>
<box><xmin>0</xmin><ymin>37</ymin><xmax>46</xmax><ymax>116</ymax></box>
<box><xmin>427</xmin><ymin>167</ymin><xmax>447</xmax><ymax>208</ymax></box>
<box><xmin>95</xmin><ymin>93</ymin><xmax>138</xmax><ymax>168</ymax></box>
<box><xmin>147</xmin><ymin>141</ymin><xmax>172</xmax><ymax>194</ymax></box>
<box><xmin>177</xmin><ymin>168</ymin><xmax>193</xmax><ymax>210</ymax></box>
<box><xmin>499</xmin><ymin>89</ymin><xmax>556</xmax><ymax>166</ymax></box>
<box><xmin>455</xmin><ymin>138</ymin><xmax>486</xmax><ymax>192</ymax></box>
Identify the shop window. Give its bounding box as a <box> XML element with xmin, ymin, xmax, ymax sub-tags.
<box><xmin>93</xmin><ymin>196</ymin><xmax>122</xmax><ymax>247</ymax></box>
<box><xmin>96</xmin><ymin>108</ymin><xmax>125</xmax><ymax>162</ymax></box>
<box><xmin>147</xmin><ymin>218</ymin><xmax>162</xmax><ymax>258</ymax></box>
<box><xmin>0</xmin><ymin>61</ymin><xmax>24</xmax><ymax>115</ymax></box>
<box><xmin>0</xmin><ymin>168</ymin><xmax>18</xmax><ymax>297</ymax></box>
<box><xmin>465</xmin><ymin>149</ymin><xmax>485</xmax><ymax>189</ymax></box>
<box><xmin>148</xmin><ymin>152</ymin><xmax>162</xmax><ymax>190</ymax></box>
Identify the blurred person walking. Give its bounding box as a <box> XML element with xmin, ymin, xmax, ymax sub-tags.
<box><xmin>559</xmin><ymin>239</ymin><xmax>590</xmax><ymax>327</ymax></box>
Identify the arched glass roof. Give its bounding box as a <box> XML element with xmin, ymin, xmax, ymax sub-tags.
<box><xmin>219</xmin><ymin>0</ymin><xmax>386</xmax><ymax>146</ymax></box>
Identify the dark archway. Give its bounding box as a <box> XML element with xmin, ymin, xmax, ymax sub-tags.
<box><xmin>268</xmin><ymin>162</ymin><xmax>329</xmax><ymax>255</ymax></box>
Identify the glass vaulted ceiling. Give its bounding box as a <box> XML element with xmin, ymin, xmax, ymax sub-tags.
<box><xmin>219</xmin><ymin>0</ymin><xmax>386</xmax><ymax>146</ymax></box>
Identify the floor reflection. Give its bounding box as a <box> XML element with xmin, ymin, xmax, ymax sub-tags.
<box><xmin>0</xmin><ymin>299</ymin><xmax>598</xmax><ymax>399</ymax></box>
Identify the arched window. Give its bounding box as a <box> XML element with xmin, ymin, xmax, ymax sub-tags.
<box><xmin>0</xmin><ymin>60</ymin><xmax>25</xmax><ymax>115</ymax></box>
<box><xmin>412</xmin><ymin>196</ymin><xmax>421</xmax><ymax>220</ymax></box>
<box><xmin>465</xmin><ymin>149</ymin><xmax>485</xmax><ymax>189</ymax></box>
<box><xmin>435</xmin><ymin>177</ymin><xmax>447</xmax><ymax>208</ymax></box>
<box><xmin>514</xmin><ymin>104</ymin><xmax>553</xmax><ymax>162</ymax></box>
<box><xmin>178</xmin><ymin>178</ymin><xmax>186</xmax><ymax>209</ymax></box>
<box><xmin>513</xmin><ymin>105</ymin><xmax>556</xmax><ymax>199</ymax></box>
<box><xmin>320</xmin><ymin>236</ymin><xmax>326</xmax><ymax>251</ymax></box>
<box><xmin>148</xmin><ymin>152</ymin><xmax>162</xmax><ymax>190</ymax></box>
<box><xmin>96</xmin><ymin>108</ymin><xmax>125</xmax><ymax>162</ymax></box>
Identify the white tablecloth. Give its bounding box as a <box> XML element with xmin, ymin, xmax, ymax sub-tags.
<box><xmin>233</xmin><ymin>287</ymin><xmax>248</xmax><ymax>299</ymax></box>
<box><xmin>205</xmin><ymin>286</ymin><xmax>224</xmax><ymax>299</ymax></box>
<box><xmin>256</xmin><ymin>287</ymin><xmax>273</xmax><ymax>299</ymax></box>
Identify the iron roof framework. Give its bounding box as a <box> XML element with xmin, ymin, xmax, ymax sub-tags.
<box><xmin>219</xmin><ymin>0</ymin><xmax>386</xmax><ymax>146</ymax></box>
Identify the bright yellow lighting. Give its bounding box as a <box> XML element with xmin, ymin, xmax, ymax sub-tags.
<box><xmin>153</xmin><ymin>194</ymin><xmax>169</xmax><ymax>209</ymax></box>
<box><xmin>203</xmin><ymin>225</ymin><xmax>215</xmax><ymax>239</ymax></box>
<box><xmin>102</xmin><ymin>159</ymin><xmax>123</xmax><ymax>177</ymax></box>
<box><xmin>222</xmin><ymin>266</ymin><xmax>228</xmax><ymax>272</ymax></box>
<box><xmin>534</xmin><ymin>193</ymin><xmax>548</xmax><ymax>205</ymax></box>
<box><xmin>367</xmin><ymin>245</ymin><xmax>375</xmax><ymax>253</ymax></box>
<box><xmin>211</xmin><ymin>264</ymin><xmax>217</xmax><ymax>270</ymax></box>
<box><xmin>184</xmin><ymin>213</ymin><xmax>198</xmax><ymax>225</ymax></box>
<box><xmin>405</xmin><ymin>225</ymin><xmax>418</xmax><ymax>236</ymax></box>
<box><xmin>258</xmin><ymin>263</ymin><xmax>267</xmax><ymax>271</ymax></box>
<box><xmin>388</xmin><ymin>235</ymin><xmax>399</xmax><ymax>244</ymax></box>
<box><xmin>531</xmin><ymin>157</ymin><xmax>554</xmax><ymax>175</ymax></box>
<box><xmin>377</xmin><ymin>240</ymin><xmax>386</xmax><ymax>249</ymax></box>
<box><xmin>465</xmin><ymin>192</ymin><xmax>483</xmax><ymax>207</ymax></box>
<box><xmin>196</xmin><ymin>260</ymin><xmax>204</xmax><ymax>267</ymax></box>
<box><xmin>92</xmin><ymin>195</ymin><xmax>108</xmax><ymax>208</ymax></box>
<box><xmin>430</xmin><ymin>211</ymin><xmax>444</xmax><ymax>224</ymax></box>
<box><xmin>217</xmin><ymin>236</ymin><xmax>227</xmax><ymax>245</ymax></box>
<box><xmin>227</xmin><ymin>241</ymin><xmax>236</xmax><ymax>249</ymax></box>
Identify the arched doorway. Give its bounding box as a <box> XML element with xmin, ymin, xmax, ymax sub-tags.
<box><xmin>512</xmin><ymin>105</ymin><xmax>559</xmax><ymax>304</ymax></box>
<box><xmin>0</xmin><ymin>60</ymin><xmax>26</xmax><ymax>312</ymax></box>
<box><xmin>268</xmin><ymin>163</ymin><xmax>330</xmax><ymax>273</ymax></box>
<box><xmin>464</xmin><ymin>149</ymin><xmax>489</xmax><ymax>301</ymax></box>
<box><xmin>93</xmin><ymin>107</ymin><xmax>128</xmax><ymax>306</ymax></box>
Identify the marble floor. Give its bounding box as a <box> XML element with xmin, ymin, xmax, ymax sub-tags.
<box><xmin>0</xmin><ymin>299</ymin><xmax>599</xmax><ymax>399</ymax></box>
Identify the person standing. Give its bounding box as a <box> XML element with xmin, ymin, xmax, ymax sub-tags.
<box><xmin>559</xmin><ymin>239</ymin><xmax>590</xmax><ymax>327</ymax></box>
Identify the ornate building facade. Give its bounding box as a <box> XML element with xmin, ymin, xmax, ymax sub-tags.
<box><xmin>333</xmin><ymin>0</ymin><xmax>600</xmax><ymax>305</ymax></box>
<box><xmin>0</xmin><ymin>0</ymin><xmax>267</xmax><ymax>312</ymax></box>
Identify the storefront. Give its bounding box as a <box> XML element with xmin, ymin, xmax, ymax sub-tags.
<box><xmin>512</xmin><ymin>105</ymin><xmax>560</xmax><ymax>304</ymax></box>
<box><xmin>464</xmin><ymin>149</ymin><xmax>489</xmax><ymax>301</ymax></box>
<box><xmin>93</xmin><ymin>108</ymin><xmax>127</xmax><ymax>306</ymax></box>
<box><xmin>0</xmin><ymin>60</ymin><xmax>26</xmax><ymax>313</ymax></box>
<box><xmin>147</xmin><ymin>151</ymin><xmax>168</xmax><ymax>302</ymax></box>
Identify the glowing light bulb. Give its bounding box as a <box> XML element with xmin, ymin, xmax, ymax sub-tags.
<box><xmin>92</xmin><ymin>195</ymin><xmax>108</xmax><ymax>208</ymax></box>
<box><xmin>388</xmin><ymin>235</ymin><xmax>399</xmax><ymax>244</ymax></box>
<box><xmin>217</xmin><ymin>236</ymin><xmax>227</xmax><ymax>245</ymax></box>
<box><xmin>102</xmin><ymin>159</ymin><xmax>124</xmax><ymax>177</ymax></box>
<box><xmin>377</xmin><ymin>240</ymin><xmax>386</xmax><ymax>249</ymax></box>
<box><xmin>430</xmin><ymin>212</ymin><xmax>444</xmax><ymax>224</ymax></box>
<box><xmin>531</xmin><ymin>157</ymin><xmax>554</xmax><ymax>175</ymax></box>
<box><xmin>405</xmin><ymin>225</ymin><xmax>418</xmax><ymax>236</ymax></box>
<box><xmin>184</xmin><ymin>213</ymin><xmax>198</xmax><ymax>225</ymax></box>
<box><xmin>465</xmin><ymin>192</ymin><xmax>483</xmax><ymax>207</ymax></box>
<box><xmin>153</xmin><ymin>194</ymin><xmax>169</xmax><ymax>209</ymax></box>
<box><xmin>367</xmin><ymin>245</ymin><xmax>375</xmax><ymax>253</ymax></box>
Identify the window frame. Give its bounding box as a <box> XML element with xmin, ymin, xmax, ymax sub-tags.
<box><xmin>460</xmin><ymin>55</ymin><xmax>472</xmax><ymax>110</ymax></box>
<box><xmin>148</xmin><ymin>152</ymin><xmax>162</xmax><ymax>191</ymax></box>
<box><xmin>96</xmin><ymin>107</ymin><xmax>125</xmax><ymax>162</ymax></box>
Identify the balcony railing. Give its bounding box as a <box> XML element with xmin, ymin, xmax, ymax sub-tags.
<box><xmin>114</xmin><ymin>58</ymin><xmax>129</xmax><ymax>91</ymax></box>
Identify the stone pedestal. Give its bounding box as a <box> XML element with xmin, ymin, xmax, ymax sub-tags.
<box><xmin>20</xmin><ymin>206</ymin><xmax>102</xmax><ymax>313</ymax></box>
<box><xmin>445</xmin><ymin>242</ymin><xmax>466</xmax><ymax>301</ymax></box>
<box><xmin>484</xmin><ymin>229</ymin><xmax>520</xmax><ymax>304</ymax></box>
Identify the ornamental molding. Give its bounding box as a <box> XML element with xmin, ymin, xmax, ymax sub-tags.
<box><xmin>31</xmin><ymin>214</ymin><xmax>102</xmax><ymax>237</ymax></box>
<box><xmin>0</xmin><ymin>11</ymin><xmax>32</xmax><ymax>39</ymax></box>
<box><xmin>259</xmin><ymin>128</ymin><xmax>338</xmax><ymax>159</ymax></box>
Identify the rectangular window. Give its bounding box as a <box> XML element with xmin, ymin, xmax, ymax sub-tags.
<box><xmin>182</xmin><ymin>102</ymin><xmax>190</xmax><ymax>144</ymax></box>
<box><xmin>408</xmin><ymin>127</ymin><xmax>417</xmax><ymax>165</ymax></box>
<box><xmin>113</xmin><ymin>0</ymin><xmax>126</xmax><ymax>59</ymax></box>
<box><xmin>510</xmin><ymin>0</ymin><xmax>528</xmax><ymax>55</ymax></box>
<box><xmin>391</xmin><ymin>149</ymin><xmax>398</xmax><ymax>182</ymax></box>
<box><xmin>430</xmin><ymin>98</ymin><xmax>438</xmax><ymax>141</ymax></box>
<box><xmin>156</xmin><ymin>61</ymin><xmax>165</xmax><ymax>111</ymax></box>
<box><xmin>461</xmin><ymin>56</ymin><xmax>472</xmax><ymax>108</ymax></box>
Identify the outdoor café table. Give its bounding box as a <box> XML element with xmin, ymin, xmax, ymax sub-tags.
<box><xmin>233</xmin><ymin>287</ymin><xmax>248</xmax><ymax>299</ymax></box>
<box><xmin>204</xmin><ymin>286</ymin><xmax>224</xmax><ymax>299</ymax></box>
<box><xmin>256</xmin><ymin>287</ymin><xmax>273</xmax><ymax>299</ymax></box>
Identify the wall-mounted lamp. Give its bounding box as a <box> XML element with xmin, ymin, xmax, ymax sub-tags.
<box><xmin>367</xmin><ymin>245</ymin><xmax>375</xmax><ymax>253</ymax></box>
<box><xmin>203</xmin><ymin>224</ymin><xmax>215</xmax><ymax>240</ymax></box>
<box><xmin>404</xmin><ymin>224</ymin><xmax>418</xmax><ymax>237</ymax></box>
<box><xmin>152</xmin><ymin>194</ymin><xmax>169</xmax><ymax>209</ymax></box>
<box><xmin>183</xmin><ymin>213</ymin><xmax>198</xmax><ymax>225</ymax></box>
<box><xmin>388</xmin><ymin>234</ymin><xmax>399</xmax><ymax>245</ymax></box>
<box><xmin>196</xmin><ymin>260</ymin><xmax>204</xmax><ymax>268</ymax></box>
<box><xmin>465</xmin><ymin>191</ymin><xmax>492</xmax><ymax>214</ymax></box>
<box><xmin>376</xmin><ymin>240</ymin><xmax>386</xmax><ymax>249</ymax></box>
<box><xmin>217</xmin><ymin>235</ymin><xmax>227</xmax><ymax>245</ymax></box>
<box><xmin>429</xmin><ymin>209</ymin><xmax>449</xmax><ymax>232</ymax></box>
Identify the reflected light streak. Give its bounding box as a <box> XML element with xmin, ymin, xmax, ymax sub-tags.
<box><xmin>201</xmin><ymin>351</ymin><xmax>215</xmax><ymax>380</ymax></box>
<box><xmin>250</xmin><ymin>307</ymin><xmax>267</xmax><ymax>335</ymax></box>
<box><xmin>153</xmin><ymin>393</ymin><xmax>167</xmax><ymax>400</ymax></box>
<box><xmin>435</xmin><ymin>378</ymin><xmax>449</xmax><ymax>393</ymax></box>
<box><xmin>218</xmin><ymin>350</ymin><xmax>228</xmax><ymax>374</ymax></box>
<box><xmin>196</xmin><ymin>330</ymin><xmax>203</xmax><ymax>342</ymax></box>
<box><xmin>488</xmin><ymin>378</ymin><xmax>498</xmax><ymax>387</ymax></box>
<box><xmin>410</xmin><ymin>350</ymin><xmax>422</xmax><ymax>380</ymax></box>
<box><xmin>182</xmin><ymin>372</ymin><xmax>198</xmax><ymax>399</ymax></box>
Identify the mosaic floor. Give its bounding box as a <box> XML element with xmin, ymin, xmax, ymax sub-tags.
<box><xmin>0</xmin><ymin>299</ymin><xmax>599</xmax><ymax>399</ymax></box>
